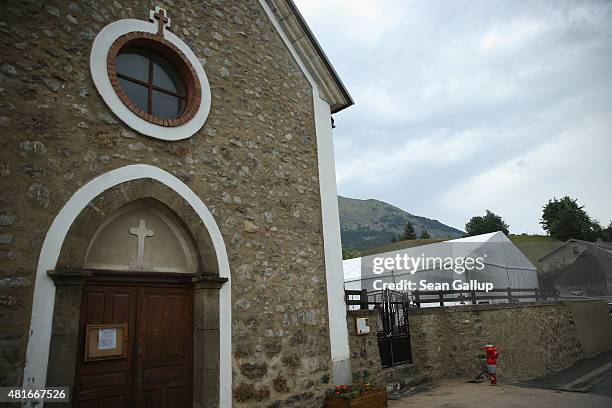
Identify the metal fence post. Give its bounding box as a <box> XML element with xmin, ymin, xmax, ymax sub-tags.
<box><xmin>359</xmin><ymin>288</ymin><xmax>368</xmax><ymax>310</ymax></box>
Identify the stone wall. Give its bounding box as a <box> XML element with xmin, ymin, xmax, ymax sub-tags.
<box><xmin>346</xmin><ymin>310</ymin><xmax>382</xmax><ymax>384</ymax></box>
<box><xmin>408</xmin><ymin>300</ymin><xmax>612</xmax><ymax>382</ymax></box>
<box><xmin>0</xmin><ymin>1</ymin><xmax>333</xmax><ymax>406</ymax></box>
<box><xmin>568</xmin><ymin>300</ymin><xmax>612</xmax><ymax>357</ymax></box>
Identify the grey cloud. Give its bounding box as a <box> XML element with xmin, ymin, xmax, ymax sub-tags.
<box><xmin>296</xmin><ymin>0</ymin><xmax>612</xmax><ymax>233</ymax></box>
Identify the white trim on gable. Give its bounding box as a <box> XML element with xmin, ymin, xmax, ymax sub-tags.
<box><xmin>258</xmin><ymin>0</ymin><xmax>317</xmax><ymax>89</ymax></box>
<box><xmin>263</xmin><ymin>0</ymin><xmax>353</xmax><ymax>112</ymax></box>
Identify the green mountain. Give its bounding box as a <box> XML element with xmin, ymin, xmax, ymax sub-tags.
<box><xmin>338</xmin><ymin>195</ymin><xmax>464</xmax><ymax>251</ymax></box>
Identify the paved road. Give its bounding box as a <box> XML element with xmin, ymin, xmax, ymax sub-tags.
<box><xmin>389</xmin><ymin>351</ymin><xmax>612</xmax><ymax>407</ymax></box>
<box><xmin>518</xmin><ymin>349</ymin><xmax>612</xmax><ymax>396</ymax></box>
<box><xmin>591</xmin><ymin>370</ymin><xmax>612</xmax><ymax>396</ymax></box>
<box><xmin>388</xmin><ymin>379</ymin><xmax>612</xmax><ymax>408</ymax></box>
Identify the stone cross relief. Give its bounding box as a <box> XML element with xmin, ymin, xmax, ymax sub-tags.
<box><xmin>149</xmin><ymin>6</ymin><xmax>171</xmax><ymax>36</ymax></box>
<box><xmin>129</xmin><ymin>219</ymin><xmax>154</xmax><ymax>271</ymax></box>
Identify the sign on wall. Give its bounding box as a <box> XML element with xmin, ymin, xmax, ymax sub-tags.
<box><xmin>355</xmin><ymin>317</ymin><xmax>371</xmax><ymax>336</ymax></box>
<box><xmin>84</xmin><ymin>324</ymin><xmax>128</xmax><ymax>361</ymax></box>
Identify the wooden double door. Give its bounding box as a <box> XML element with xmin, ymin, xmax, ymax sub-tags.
<box><xmin>74</xmin><ymin>277</ymin><xmax>193</xmax><ymax>408</ymax></box>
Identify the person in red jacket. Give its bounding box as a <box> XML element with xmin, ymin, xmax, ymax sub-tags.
<box><xmin>485</xmin><ymin>344</ymin><xmax>499</xmax><ymax>384</ymax></box>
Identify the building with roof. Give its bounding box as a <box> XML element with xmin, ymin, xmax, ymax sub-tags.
<box><xmin>1</xmin><ymin>1</ymin><xmax>353</xmax><ymax>406</ymax></box>
<box><xmin>538</xmin><ymin>239</ymin><xmax>612</xmax><ymax>297</ymax></box>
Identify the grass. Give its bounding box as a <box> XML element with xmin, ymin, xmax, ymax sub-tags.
<box><xmin>509</xmin><ymin>234</ymin><xmax>560</xmax><ymax>244</ymax></box>
<box><xmin>359</xmin><ymin>238</ymin><xmax>445</xmax><ymax>257</ymax></box>
<box><xmin>355</xmin><ymin>234</ymin><xmax>562</xmax><ymax>263</ymax></box>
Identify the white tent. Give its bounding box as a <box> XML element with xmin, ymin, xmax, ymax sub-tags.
<box><xmin>344</xmin><ymin>232</ymin><xmax>539</xmax><ymax>303</ymax></box>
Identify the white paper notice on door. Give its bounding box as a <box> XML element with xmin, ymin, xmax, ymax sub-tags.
<box><xmin>98</xmin><ymin>328</ymin><xmax>117</xmax><ymax>350</ymax></box>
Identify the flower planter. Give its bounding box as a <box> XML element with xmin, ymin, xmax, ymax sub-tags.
<box><xmin>326</xmin><ymin>387</ymin><xmax>388</xmax><ymax>408</ymax></box>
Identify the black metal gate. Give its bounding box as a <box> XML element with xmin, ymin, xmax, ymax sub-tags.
<box><xmin>371</xmin><ymin>289</ymin><xmax>412</xmax><ymax>367</ymax></box>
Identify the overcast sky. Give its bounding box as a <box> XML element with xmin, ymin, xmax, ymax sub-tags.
<box><xmin>294</xmin><ymin>0</ymin><xmax>612</xmax><ymax>234</ymax></box>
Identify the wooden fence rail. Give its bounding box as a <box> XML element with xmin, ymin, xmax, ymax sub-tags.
<box><xmin>345</xmin><ymin>287</ymin><xmax>559</xmax><ymax>310</ymax></box>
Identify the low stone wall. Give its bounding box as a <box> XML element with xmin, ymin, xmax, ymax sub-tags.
<box><xmin>408</xmin><ymin>300</ymin><xmax>612</xmax><ymax>382</ymax></box>
<box><xmin>569</xmin><ymin>300</ymin><xmax>612</xmax><ymax>356</ymax></box>
<box><xmin>346</xmin><ymin>310</ymin><xmax>382</xmax><ymax>384</ymax></box>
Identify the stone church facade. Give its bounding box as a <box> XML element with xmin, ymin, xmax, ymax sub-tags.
<box><xmin>0</xmin><ymin>1</ymin><xmax>352</xmax><ymax>407</ymax></box>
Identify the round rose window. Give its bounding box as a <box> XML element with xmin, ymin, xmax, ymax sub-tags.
<box><xmin>116</xmin><ymin>47</ymin><xmax>187</xmax><ymax>119</ymax></box>
<box><xmin>107</xmin><ymin>35</ymin><xmax>202</xmax><ymax>127</ymax></box>
<box><xmin>91</xmin><ymin>8</ymin><xmax>211</xmax><ymax>139</ymax></box>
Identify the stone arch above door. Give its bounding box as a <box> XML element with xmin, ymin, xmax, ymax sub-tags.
<box><xmin>57</xmin><ymin>178</ymin><xmax>218</xmax><ymax>275</ymax></box>
<box><xmin>47</xmin><ymin>179</ymin><xmax>224</xmax><ymax>408</ymax></box>
<box><xmin>23</xmin><ymin>165</ymin><xmax>232</xmax><ymax>408</ymax></box>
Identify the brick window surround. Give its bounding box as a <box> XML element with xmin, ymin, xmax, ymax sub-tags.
<box><xmin>107</xmin><ymin>32</ymin><xmax>202</xmax><ymax>127</ymax></box>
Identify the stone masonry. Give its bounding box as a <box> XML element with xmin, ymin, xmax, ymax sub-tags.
<box><xmin>0</xmin><ymin>1</ymin><xmax>334</xmax><ymax>406</ymax></box>
<box><xmin>345</xmin><ymin>300</ymin><xmax>612</xmax><ymax>388</ymax></box>
<box><xmin>408</xmin><ymin>301</ymin><xmax>591</xmax><ymax>382</ymax></box>
<box><xmin>346</xmin><ymin>309</ymin><xmax>382</xmax><ymax>384</ymax></box>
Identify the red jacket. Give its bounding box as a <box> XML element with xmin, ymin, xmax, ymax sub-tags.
<box><xmin>485</xmin><ymin>345</ymin><xmax>498</xmax><ymax>365</ymax></box>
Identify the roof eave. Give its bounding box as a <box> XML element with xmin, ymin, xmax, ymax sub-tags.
<box><xmin>266</xmin><ymin>0</ymin><xmax>354</xmax><ymax>113</ymax></box>
<box><xmin>536</xmin><ymin>239</ymin><xmax>611</xmax><ymax>262</ymax></box>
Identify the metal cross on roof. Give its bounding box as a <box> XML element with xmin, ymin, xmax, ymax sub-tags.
<box><xmin>149</xmin><ymin>6</ymin><xmax>171</xmax><ymax>36</ymax></box>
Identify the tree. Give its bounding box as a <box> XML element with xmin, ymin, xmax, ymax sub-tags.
<box><xmin>402</xmin><ymin>222</ymin><xmax>417</xmax><ymax>240</ymax></box>
<box><xmin>419</xmin><ymin>229</ymin><xmax>431</xmax><ymax>239</ymax></box>
<box><xmin>342</xmin><ymin>247</ymin><xmax>360</xmax><ymax>260</ymax></box>
<box><xmin>603</xmin><ymin>221</ymin><xmax>612</xmax><ymax>242</ymax></box>
<box><xmin>587</xmin><ymin>220</ymin><xmax>604</xmax><ymax>242</ymax></box>
<box><xmin>540</xmin><ymin>196</ymin><xmax>594</xmax><ymax>241</ymax></box>
<box><xmin>465</xmin><ymin>210</ymin><xmax>509</xmax><ymax>236</ymax></box>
